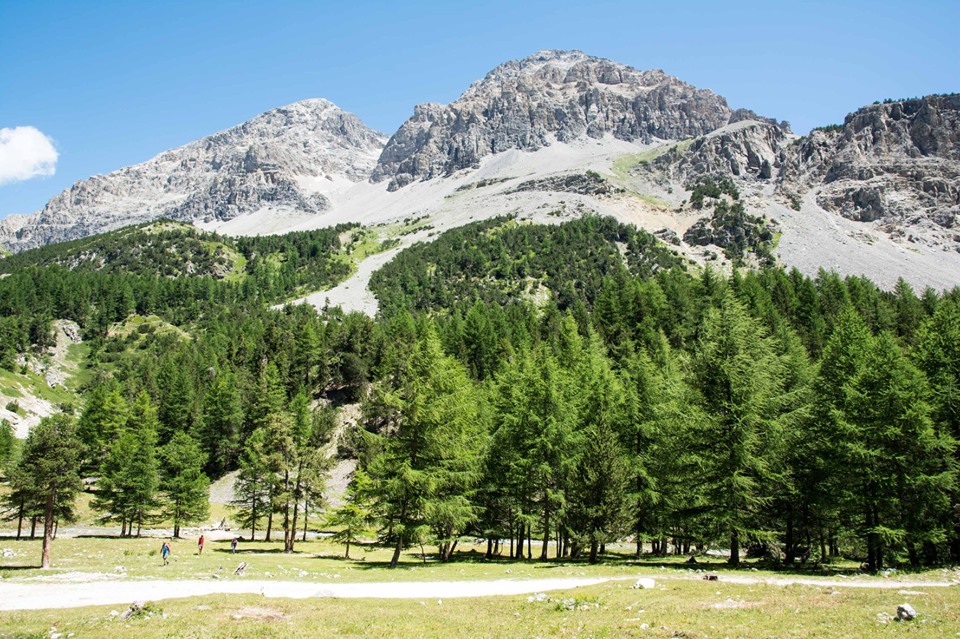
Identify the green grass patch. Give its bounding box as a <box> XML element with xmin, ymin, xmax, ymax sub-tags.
<box><xmin>611</xmin><ymin>139</ymin><xmax>695</xmax><ymax>180</ymax></box>
<box><xmin>630</xmin><ymin>191</ymin><xmax>671</xmax><ymax>208</ymax></box>
<box><xmin>0</xmin><ymin>538</ymin><xmax>957</xmax><ymax>639</ymax></box>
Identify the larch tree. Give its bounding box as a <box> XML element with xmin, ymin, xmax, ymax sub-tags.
<box><xmin>19</xmin><ymin>413</ymin><xmax>83</xmax><ymax>568</ymax></box>
<box><xmin>688</xmin><ymin>291</ymin><xmax>786</xmax><ymax>566</ymax></box>
<box><xmin>842</xmin><ymin>332</ymin><xmax>957</xmax><ymax>569</ymax></box>
<box><xmin>365</xmin><ymin>328</ymin><xmax>486</xmax><ymax>566</ymax></box>
<box><xmin>159</xmin><ymin>431</ymin><xmax>210</xmax><ymax>538</ymax></box>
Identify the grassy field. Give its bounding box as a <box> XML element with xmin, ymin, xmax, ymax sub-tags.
<box><xmin>1</xmin><ymin>533</ymin><xmax>958</xmax><ymax>638</ymax></box>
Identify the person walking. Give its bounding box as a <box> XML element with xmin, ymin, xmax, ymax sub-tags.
<box><xmin>161</xmin><ymin>541</ymin><xmax>170</xmax><ymax>566</ymax></box>
<box><xmin>231</xmin><ymin>537</ymin><xmax>238</xmax><ymax>553</ymax></box>
<box><xmin>198</xmin><ymin>534</ymin><xmax>205</xmax><ymax>555</ymax></box>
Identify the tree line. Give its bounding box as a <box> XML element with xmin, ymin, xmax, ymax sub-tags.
<box><xmin>1</xmin><ymin>215</ymin><xmax>958</xmax><ymax>570</ymax></box>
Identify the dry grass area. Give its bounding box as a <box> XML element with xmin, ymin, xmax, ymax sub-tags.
<box><xmin>1</xmin><ymin>535</ymin><xmax>958</xmax><ymax>637</ymax></box>
<box><xmin>1</xmin><ymin>573</ymin><xmax>958</xmax><ymax>638</ymax></box>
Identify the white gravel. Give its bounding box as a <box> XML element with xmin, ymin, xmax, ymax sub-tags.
<box><xmin>0</xmin><ymin>577</ymin><xmax>610</xmax><ymax>611</ymax></box>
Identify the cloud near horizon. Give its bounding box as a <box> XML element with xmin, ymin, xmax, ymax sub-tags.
<box><xmin>0</xmin><ymin>126</ymin><xmax>59</xmax><ymax>185</ymax></box>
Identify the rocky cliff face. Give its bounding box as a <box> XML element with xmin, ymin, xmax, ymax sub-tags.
<box><xmin>784</xmin><ymin>95</ymin><xmax>960</xmax><ymax>227</ymax></box>
<box><xmin>637</xmin><ymin>94</ymin><xmax>959</xmax><ymax>241</ymax></box>
<box><xmin>0</xmin><ymin>99</ymin><xmax>386</xmax><ymax>251</ymax></box>
<box><xmin>649</xmin><ymin>119</ymin><xmax>790</xmax><ymax>184</ymax></box>
<box><xmin>371</xmin><ymin>50</ymin><xmax>785</xmax><ymax>190</ymax></box>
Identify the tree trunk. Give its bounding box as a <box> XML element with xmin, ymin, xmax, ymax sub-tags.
<box><xmin>16</xmin><ymin>499</ymin><xmax>24</xmax><ymax>539</ymax></box>
<box><xmin>589</xmin><ymin>538</ymin><xmax>599</xmax><ymax>564</ymax></box>
<box><xmin>289</xmin><ymin>492</ymin><xmax>300</xmax><ymax>552</ymax></box>
<box><xmin>784</xmin><ymin>515</ymin><xmax>795</xmax><ymax>564</ymax></box>
<box><xmin>41</xmin><ymin>492</ymin><xmax>55</xmax><ymax>568</ymax></box>
<box><xmin>345</xmin><ymin>538</ymin><xmax>351</xmax><ymax>560</ymax></box>
<box><xmin>301</xmin><ymin>495</ymin><xmax>309</xmax><ymax>543</ymax></box>
<box><xmin>30</xmin><ymin>515</ymin><xmax>37</xmax><ymax>539</ymax></box>
<box><xmin>540</xmin><ymin>505</ymin><xmax>550</xmax><ymax>560</ymax></box>
<box><xmin>390</xmin><ymin>536</ymin><xmax>403</xmax><ymax>567</ymax></box>
<box><xmin>282</xmin><ymin>472</ymin><xmax>290</xmax><ymax>551</ymax></box>
<box><xmin>728</xmin><ymin>529</ymin><xmax>740</xmax><ymax>567</ymax></box>
<box><xmin>250</xmin><ymin>499</ymin><xmax>257</xmax><ymax>541</ymax></box>
<box><xmin>266</xmin><ymin>507</ymin><xmax>273</xmax><ymax>542</ymax></box>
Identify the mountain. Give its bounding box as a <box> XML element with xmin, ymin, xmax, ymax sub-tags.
<box><xmin>0</xmin><ymin>99</ymin><xmax>387</xmax><ymax>251</ymax></box>
<box><xmin>370</xmin><ymin>49</ymin><xmax>786</xmax><ymax>190</ymax></box>
<box><xmin>2</xmin><ymin>50</ymin><xmax>958</xmax><ymax>301</ymax></box>
<box><xmin>636</xmin><ymin>94</ymin><xmax>960</xmax><ymax>253</ymax></box>
<box><xmin>783</xmin><ymin>95</ymin><xmax>960</xmax><ymax>230</ymax></box>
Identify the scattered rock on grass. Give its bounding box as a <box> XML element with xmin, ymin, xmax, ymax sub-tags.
<box><xmin>897</xmin><ymin>603</ymin><xmax>918</xmax><ymax>621</ymax></box>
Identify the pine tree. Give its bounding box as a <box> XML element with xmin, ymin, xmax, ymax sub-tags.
<box><xmin>18</xmin><ymin>413</ymin><xmax>83</xmax><ymax>568</ymax></box>
<box><xmin>231</xmin><ymin>427</ymin><xmax>272</xmax><ymax>540</ymax></box>
<box><xmin>688</xmin><ymin>290</ymin><xmax>786</xmax><ymax>565</ymax></box>
<box><xmin>842</xmin><ymin>332</ymin><xmax>957</xmax><ymax>569</ymax></box>
<box><xmin>365</xmin><ymin>328</ymin><xmax>486</xmax><ymax>566</ymax></box>
<box><xmin>915</xmin><ymin>298</ymin><xmax>960</xmax><ymax>559</ymax></box>
<box><xmin>92</xmin><ymin>392</ymin><xmax>160</xmax><ymax>536</ymax></box>
<box><xmin>0</xmin><ymin>419</ymin><xmax>16</xmax><ymax>472</ymax></box>
<box><xmin>803</xmin><ymin>306</ymin><xmax>873</xmax><ymax>562</ymax></box>
<box><xmin>490</xmin><ymin>347</ymin><xmax>577</xmax><ymax>559</ymax></box>
<box><xmin>159</xmin><ymin>432</ymin><xmax>210</xmax><ymax>538</ymax></box>
<box><xmin>326</xmin><ymin>469</ymin><xmax>374</xmax><ymax>559</ymax></box>
<box><xmin>76</xmin><ymin>383</ymin><xmax>128</xmax><ymax>470</ymax></box>
<box><xmin>196</xmin><ymin>370</ymin><xmax>245</xmax><ymax>476</ymax></box>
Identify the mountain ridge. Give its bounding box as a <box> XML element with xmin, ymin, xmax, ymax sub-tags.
<box><xmin>1</xmin><ymin>51</ymin><xmax>958</xmax><ymax>297</ymax></box>
<box><xmin>0</xmin><ymin>99</ymin><xmax>387</xmax><ymax>251</ymax></box>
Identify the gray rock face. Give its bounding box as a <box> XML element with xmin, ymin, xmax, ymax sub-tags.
<box><xmin>0</xmin><ymin>99</ymin><xmax>387</xmax><ymax>252</ymax></box>
<box><xmin>371</xmin><ymin>50</ymin><xmax>782</xmax><ymax>190</ymax></box>
<box><xmin>785</xmin><ymin>95</ymin><xmax>960</xmax><ymax>226</ymax></box>
<box><xmin>650</xmin><ymin>120</ymin><xmax>790</xmax><ymax>184</ymax></box>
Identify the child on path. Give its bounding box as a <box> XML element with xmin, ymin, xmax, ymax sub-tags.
<box><xmin>198</xmin><ymin>534</ymin><xmax>205</xmax><ymax>555</ymax></box>
<box><xmin>161</xmin><ymin>541</ymin><xmax>170</xmax><ymax>566</ymax></box>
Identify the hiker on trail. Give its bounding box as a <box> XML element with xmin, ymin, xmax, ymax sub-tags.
<box><xmin>161</xmin><ymin>541</ymin><xmax>170</xmax><ymax>566</ymax></box>
<box><xmin>198</xmin><ymin>534</ymin><xmax>205</xmax><ymax>555</ymax></box>
<box><xmin>231</xmin><ymin>537</ymin><xmax>238</xmax><ymax>553</ymax></box>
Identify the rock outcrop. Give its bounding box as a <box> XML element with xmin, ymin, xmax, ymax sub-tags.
<box><xmin>371</xmin><ymin>50</ymin><xmax>785</xmax><ymax>190</ymax></box>
<box><xmin>0</xmin><ymin>99</ymin><xmax>387</xmax><ymax>252</ymax></box>
<box><xmin>649</xmin><ymin>120</ymin><xmax>790</xmax><ymax>184</ymax></box>
<box><xmin>784</xmin><ymin>94</ymin><xmax>960</xmax><ymax>227</ymax></box>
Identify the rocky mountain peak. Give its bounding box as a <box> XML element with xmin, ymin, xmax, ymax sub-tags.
<box><xmin>0</xmin><ymin>99</ymin><xmax>387</xmax><ymax>252</ymax></box>
<box><xmin>371</xmin><ymin>51</ymin><xmax>782</xmax><ymax>190</ymax></box>
<box><xmin>785</xmin><ymin>93</ymin><xmax>959</xmax><ymax>227</ymax></box>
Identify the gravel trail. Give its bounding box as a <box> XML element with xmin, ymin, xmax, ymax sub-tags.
<box><xmin>0</xmin><ymin>577</ymin><xmax>610</xmax><ymax>611</ymax></box>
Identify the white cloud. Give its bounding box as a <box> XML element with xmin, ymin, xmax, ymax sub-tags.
<box><xmin>0</xmin><ymin>126</ymin><xmax>59</xmax><ymax>185</ymax></box>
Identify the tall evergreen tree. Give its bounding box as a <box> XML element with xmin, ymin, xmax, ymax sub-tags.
<box><xmin>842</xmin><ymin>332</ymin><xmax>957</xmax><ymax>569</ymax></box>
<box><xmin>365</xmin><ymin>328</ymin><xmax>486</xmax><ymax>566</ymax></box>
<box><xmin>688</xmin><ymin>290</ymin><xmax>786</xmax><ymax>565</ymax></box>
<box><xmin>231</xmin><ymin>427</ymin><xmax>272</xmax><ymax>540</ymax></box>
<box><xmin>18</xmin><ymin>413</ymin><xmax>83</xmax><ymax>568</ymax></box>
<box><xmin>92</xmin><ymin>392</ymin><xmax>160</xmax><ymax>536</ymax></box>
<box><xmin>159</xmin><ymin>432</ymin><xmax>210</xmax><ymax>538</ymax></box>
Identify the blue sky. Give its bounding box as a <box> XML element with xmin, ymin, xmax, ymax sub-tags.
<box><xmin>1</xmin><ymin>0</ymin><xmax>957</xmax><ymax>219</ymax></box>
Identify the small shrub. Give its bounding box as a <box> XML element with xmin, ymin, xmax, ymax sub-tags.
<box><xmin>5</xmin><ymin>401</ymin><xmax>18</xmax><ymax>414</ymax></box>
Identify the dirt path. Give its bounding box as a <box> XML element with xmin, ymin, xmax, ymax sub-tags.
<box><xmin>669</xmin><ymin>573</ymin><xmax>959</xmax><ymax>590</ymax></box>
<box><xmin>0</xmin><ymin>577</ymin><xmax>610</xmax><ymax>611</ymax></box>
